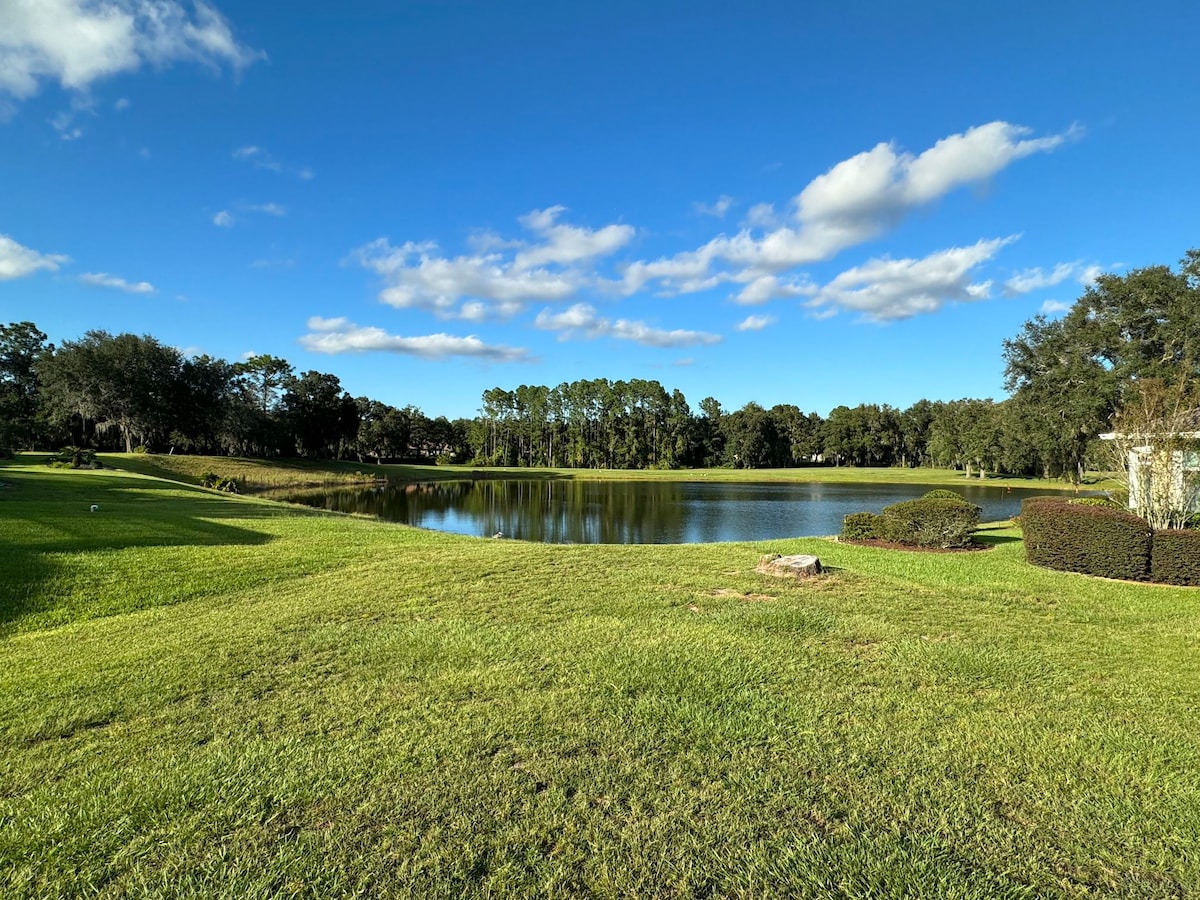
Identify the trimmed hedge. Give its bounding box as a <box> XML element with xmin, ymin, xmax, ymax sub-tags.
<box><xmin>841</xmin><ymin>512</ymin><xmax>882</xmax><ymax>541</ymax></box>
<box><xmin>1150</xmin><ymin>530</ymin><xmax>1200</xmax><ymax>586</ymax></box>
<box><xmin>841</xmin><ymin>498</ymin><xmax>980</xmax><ymax>548</ymax></box>
<box><xmin>1068</xmin><ymin>496</ymin><xmax>1125</xmax><ymax>511</ymax></box>
<box><xmin>879</xmin><ymin>497</ymin><xmax>981</xmax><ymax>549</ymax></box>
<box><xmin>1021</xmin><ymin>497</ymin><xmax>1152</xmax><ymax>581</ymax></box>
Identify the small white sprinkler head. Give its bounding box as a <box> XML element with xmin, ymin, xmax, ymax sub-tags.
<box><xmin>90</xmin><ymin>504</ymin><xmax>99</xmax><ymax>512</ymax></box>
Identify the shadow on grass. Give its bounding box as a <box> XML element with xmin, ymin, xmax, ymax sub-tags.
<box><xmin>0</xmin><ymin>468</ymin><xmax>279</xmax><ymax>630</ymax></box>
<box><xmin>972</xmin><ymin>533</ymin><xmax>1022</xmax><ymax>547</ymax></box>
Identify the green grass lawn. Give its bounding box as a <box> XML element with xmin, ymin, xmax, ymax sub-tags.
<box><xmin>92</xmin><ymin>450</ymin><xmax>1120</xmax><ymax>493</ymax></box>
<box><xmin>0</xmin><ymin>459</ymin><xmax>1194</xmax><ymax>897</ymax></box>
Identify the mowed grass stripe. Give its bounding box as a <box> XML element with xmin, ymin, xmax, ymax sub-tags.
<box><xmin>1</xmin><ymin>459</ymin><xmax>1197</xmax><ymax>897</ymax></box>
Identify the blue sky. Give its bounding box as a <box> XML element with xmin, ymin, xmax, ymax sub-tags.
<box><xmin>2</xmin><ymin>1</ymin><xmax>1198</xmax><ymax>419</ymax></box>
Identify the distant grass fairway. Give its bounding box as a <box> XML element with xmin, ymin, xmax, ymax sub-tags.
<box><xmin>0</xmin><ymin>459</ymin><xmax>1195</xmax><ymax>897</ymax></box>
<box><xmin>99</xmin><ymin>450</ymin><xmax>1119</xmax><ymax>492</ymax></box>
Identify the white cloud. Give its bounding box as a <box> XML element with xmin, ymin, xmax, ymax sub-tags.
<box><xmin>114</xmin><ymin>96</ymin><xmax>130</xmax><ymax>110</ymax></box>
<box><xmin>808</xmin><ymin>237</ymin><xmax>1017</xmax><ymax>322</ymax></box>
<box><xmin>737</xmin><ymin>314</ymin><xmax>776</xmax><ymax>331</ymax></box>
<box><xmin>50</xmin><ymin>109</ymin><xmax>84</xmax><ymax>140</ymax></box>
<box><xmin>512</xmin><ymin>206</ymin><xmax>634</xmax><ymax>270</ymax></box>
<box><xmin>625</xmin><ymin>121</ymin><xmax>1076</xmax><ymax>295</ymax></box>
<box><xmin>742</xmin><ymin>202</ymin><xmax>779</xmax><ymax>229</ymax></box>
<box><xmin>232</xmin><ymin>145</ymin><xmax>312</xmax><ymax>179</ymax></box>
<box><xmin>1003</xmin><ymin>262</ymin><xmax>1079</xmax><ymax>295</ymax></box>
<box><xmin>1040</xmin><ymin>299</ymin><xmax>1072</xmax><ymax>315</ymax></box>
<box><xmin>534</xmin><ymin>303</ymin><xmax>722</xmax><ymax>349</ymax></box>
<box><xmin>299</xmin><ymin>316</ymin><xmax>530</xmax><ymax>362</ymax></box>
<box><xmin>732</xmin><ymin>273</ymin><xmax>815</xmax><ymax>305</ymax></box>
<box><xmin>0</xmin><ymin>0</ymin><xmax>263</xmax><ymax>103</ymax></box>
<box><xmin>1078</xmin><ymin>264</ymin><xmax>1105</xmax><ymax>286</ymax></box>
<box><xmin>79</xmin><ymin>271</ymin><xmax>154</xmax><ymax>293</ymax></box>
<box><xmin>233</xmin><ymin>145</ymin><xmax>280</xmax><ymax>171</ymax></box>
<box><xmin>353</xmin><ymin>207</ymin><xmax>631</xmax><ymax>320</ymax></box>
<box><xmin>694</xmin><ymin>195</ymin><xmax>734</xmax><ymax>218</ymax></box>
<box><xmin>0</xmin><ymin>234</ymin><xmax>69</xmax><ymax>279</ymax></box>
<box><xmin>212</xmin><ymin>202</ymin><xmax>284</xmax><ymax>227</ymax></box>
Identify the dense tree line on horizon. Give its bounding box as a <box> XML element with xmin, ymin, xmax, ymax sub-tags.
<box><xmin>2</xmin><ymin>250</ymin><xmax>1197</xmax><ymax>481</ymax></box>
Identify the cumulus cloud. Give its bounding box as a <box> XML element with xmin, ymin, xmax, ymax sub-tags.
<box><xmin>694</xmin><ymin>195</ymin><xmax>734</xmax><ymax>218</ymax></box>
<box><xmin>0</xmin><ymin>234</ymin><xmax>69</xmax><ymax>279</ymax></box>
<box><xmin>212</xmin><ymin>209</ymin><xmax>234</xmax><ymax>227</ymax></box>
<box><xmin>0</xmin><ymin>0</ymin><xmax>263</xmax><ymax>104</ymax></box>
<box><xmin>80</xmin><ymin>271</ymin><xmax>154</xmax><ymax>293</ymax></box>
<box><xmin>353</xmin><ymin>207</ymin><xmax>632</xmax><ymax>320</ymax></box>
<box><xmin>1040</xmin><ymin>299</ymin><xmax>1072</xmax><ymax>315</ymax></box>
<box><xmin>624</xmin><ymin>121</ymin><xmax>1076</xmax><ymax>295</ymax></box>
<box><xmin>299</xmin><ymin>316</ymin><xmax>530</xmax><ymax>362</ymax></box>
<box><xmin>808</xmin><ymin>237</ymin><xmax>1016</xmax><ymax>322</ymax></box>
<box><xmin>742</xmin><ymin>202</ymin><xmax>780</xmax><ymax>229</ymax></box>
<box><xmin>736</xmin><ymin>314</ymin><xmax>776</xmax><ymax>331</ymax></box>
<box><xmin>534</xmin><ymin>303</ymin><xmax>721</xmax><ymax>348</ymax></box>
<box><xmin>732</xmin><ymin>273</ymin><xmax>815</xmax><ymax>305</ymax></box>
<box><xmin>512</xmin><ymin>206</ymin><xmax>634</xmax><ymax>270</ymax></box>
<box><xmin>1003</xmin><ymin>262</ymin><xmax>1079</xmax><ymax>295</ymax></box>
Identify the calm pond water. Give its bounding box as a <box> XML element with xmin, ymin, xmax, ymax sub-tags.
<box><xmin>272</xmin><ymin>479</ymin><xmax>1082</xmax><ymax>544</ymax></box>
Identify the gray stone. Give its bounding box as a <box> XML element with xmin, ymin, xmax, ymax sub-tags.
<box><xmin>756</xmin><ymin>553</ymin><xmax>823</xmax><ymax>578</ymax></box>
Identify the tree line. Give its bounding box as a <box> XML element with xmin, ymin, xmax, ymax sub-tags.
<box><xmin>2</xmin><ymin>249</ymin><xmax>1197</xmax><ymax>479</ymax></box>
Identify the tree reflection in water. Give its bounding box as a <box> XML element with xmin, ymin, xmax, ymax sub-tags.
<box><xmin>268</xmin><ymin>479</ymin><xmax>1065</xmax><ymax>544</ymax></box>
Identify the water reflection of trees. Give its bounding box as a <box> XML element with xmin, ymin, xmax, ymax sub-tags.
<box><xmin>275</xmin><ymin>480</ymin><xmax>1073</xmax><ymax>544</ymax></box>
<box><xmin>278</xmin><ymin>480</ymin><xmax>696</xmax><ymax>543</ymax></box>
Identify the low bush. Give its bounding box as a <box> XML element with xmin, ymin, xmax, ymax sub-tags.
<box><xmin>1068</xmin><ymin>496</ymin><xmax>1126</xmax><ymax>511</ymax></box>
<box><xmin>841</xmin><ymin>512</ymin><xmax>882</xmax><ymax>541</ymax></box>
<box><xmin>878</xmin><ymin>497</ymin><xmax>981</xmax><ymax>549</ymax></box>
<box><xmin>1150</xmin><ymin>530</ymin><xmax>1200</xmax><ymax>586</ymax></box>
<box><xmin>1021</xmin><ymin>497</ymin><xmax>1151</xmax><ymax>581</ymax></box>
<box><xmin>200</xmin><ymin>472</ymin><xmax>240</xmax><ymax>493</ymax></box>
<box><xmin>46</xmin><ymin>447</ymin><xmax>101</xmax><ymax>469</ymax></box>
<box><xmin>922</xmin><ymin>489</ymin><xmax>967</xmax><ymax>501</ymax></box>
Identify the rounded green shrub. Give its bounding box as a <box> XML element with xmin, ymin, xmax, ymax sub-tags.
<box><xmin>879</xmin><ymin>497</ymin><xmax>981</xmax><ymax>549</ymax></box>
<box><xmin>1150</xmin><ymin>530</ymin><xmax>1200</xmax><ymax>586</ymax></box>
<box><xmin>841</xmin><ymin>512</ymin><xmax>882</xmax><ymax>541</ymax></box>
<box><xmin>922</xmin><ymin>489</ymin><xmax>967</xmax><ymax>501</ymax></box>
<box><xmin>1021</xmin><ymin>497</ymin><xmax>1151</xmax><ymax>581</ymax></box>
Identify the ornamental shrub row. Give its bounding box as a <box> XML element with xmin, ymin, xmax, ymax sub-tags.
<box><xmin>1021</xmin><ymin>497</ymin><xmax>1160</xmax><ymax>582</ymax></box>
<box><xmin>1150</xmin><ymin>530</ymin><xmax>1200</xmax><ymax>586</ymax></box>
<box><xmin>841</xmin><ymin>493</ymin><xmax>980</xmax><ymax>549</ymax></box>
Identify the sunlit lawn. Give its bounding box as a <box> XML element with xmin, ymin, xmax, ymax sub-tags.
<box><xmin>0</xmin><ymin>458</ymin><xmax>1194</xmax><ymax>897</ymax></box>
<box><xmin>96</xmin><ymin>450</ymin><xmax>1119</xmax><ymax>493</ymax></box>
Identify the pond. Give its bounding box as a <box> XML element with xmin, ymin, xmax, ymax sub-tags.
<box><xmin>271</xmin><ymin>478</ymin><xmax>1084</xmax><ymax>544</ymax></box>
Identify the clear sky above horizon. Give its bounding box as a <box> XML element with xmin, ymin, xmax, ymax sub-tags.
<box><xmin>2</xmin><ymin>0</ymin><xmax>1197</xmax><ymax>419</ymax></box>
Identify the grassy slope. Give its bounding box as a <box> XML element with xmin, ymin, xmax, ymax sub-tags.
<box><xmin>0</xmin><ymin>460</ymin><xmax>1195</xmax><ymax>897</ymax></box>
